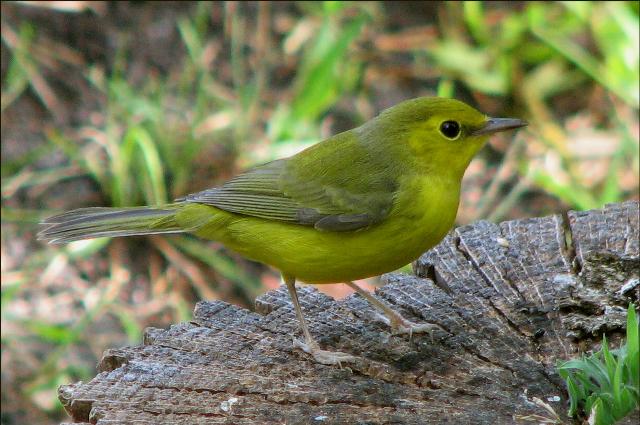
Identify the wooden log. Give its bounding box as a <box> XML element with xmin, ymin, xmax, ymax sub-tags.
<box><xmin>59</xmin><ymin>201</ymin><xmax>639</xmax><ymax>424</ymax></box>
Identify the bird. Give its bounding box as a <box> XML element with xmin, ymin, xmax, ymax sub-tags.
<box><xmin>39</xmin><ymin>97</ymin><xmax>527</xmax><ymax>365</ymax></box>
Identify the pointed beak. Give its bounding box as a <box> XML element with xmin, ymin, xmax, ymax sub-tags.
<box><xmin>471</xmin><ymin>118</ymin><xmax>528</xmax><ymax>136</ymax></box>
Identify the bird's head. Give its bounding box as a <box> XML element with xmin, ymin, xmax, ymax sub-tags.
<box><xmin>362</xmin><ymin>97</ymin><xmax>527</xmax><ymax>179</ymax></box>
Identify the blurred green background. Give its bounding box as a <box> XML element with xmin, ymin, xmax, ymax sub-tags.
<box><xmin>1</xmin><ymin>1</ymin><xmax>638</xmax><ymax>424</ymax></box>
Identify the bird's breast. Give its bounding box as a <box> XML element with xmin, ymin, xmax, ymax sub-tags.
<box><xmin>395</xmin><ymin>174</ymin><xmax>460</xmax><ymax>222</ymax></box>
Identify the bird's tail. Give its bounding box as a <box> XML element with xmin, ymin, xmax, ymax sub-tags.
<box><xmin>38</xmin><ymin>206</ymin><xmax>184</xmax><ymax>244</ymax></box>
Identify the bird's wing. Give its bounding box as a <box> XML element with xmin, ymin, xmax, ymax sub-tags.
<box><xmin>183</xmin><ymin>131</ymin><xmax>397</xmax><ymax>232</ymax></box>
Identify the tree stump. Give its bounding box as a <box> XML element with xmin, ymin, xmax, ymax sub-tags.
<box><xmin>59</xmin><ymin>201</ymin><xmax>639</xmax><ymax>424</ymax></box>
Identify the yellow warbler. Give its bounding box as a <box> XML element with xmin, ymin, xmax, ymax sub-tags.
<box><xmin>40</xmin><ymin>97</ymin><xmax>527</xmax><ymax>364</ymax></box>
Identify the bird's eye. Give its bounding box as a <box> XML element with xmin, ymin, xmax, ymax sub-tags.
<box><xmin>440</xmin><ymin>120</ymin><xmax>461</xmax><ymax>139</ymax></box>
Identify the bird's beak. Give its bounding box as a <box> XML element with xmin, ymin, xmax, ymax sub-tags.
<box><xmin>472</xmin><ymin>118</ymin><xmax>528</xmax><ymax>136</ymax></box>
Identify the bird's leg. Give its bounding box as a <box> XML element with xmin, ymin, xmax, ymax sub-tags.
<box><xmin>344</xmin><ymin>281</ymin><xmax>440</xmax><ymax>339</ymax></box>
<box><xmin>283</xmin><ymin>275</ymin><xmax>358</xmax><ymax>366</ymax></box>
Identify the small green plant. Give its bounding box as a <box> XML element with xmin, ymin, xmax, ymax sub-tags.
<box><xmin>558</xmin><ymin>303</ymin><xmax>639</xmax><ymax>424</ymax></box>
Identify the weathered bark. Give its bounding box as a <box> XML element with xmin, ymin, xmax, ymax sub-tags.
<box><xmin>59</xmin><ymin>201</ymin><xmax>639</xmax><ymax>425</ymax></box>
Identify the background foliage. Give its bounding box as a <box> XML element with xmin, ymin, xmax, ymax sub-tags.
<box><xmin>1</xmin><ymin>2</ymin><xmax>638</xmax><ymax>424</ymax></box>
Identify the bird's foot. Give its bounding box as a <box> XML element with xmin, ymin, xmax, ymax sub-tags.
<box><xmin>344</xmin><ymin>281</ymin><xmax>441</xmax><ymax>342</ymax></box>
<box><xmin>293</xmin><ymin>338</ymin><xmax>358</xmax><ymax>366</ymax></box>
<box><xmin>375</xmin><ymin>313</ymin><xmax>441</xmax><ymax>341</ymax></box>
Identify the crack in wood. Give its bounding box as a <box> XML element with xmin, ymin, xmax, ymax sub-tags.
<box><xmin>451</xmin><ymin>233</ymin><xmax>532</xmax><ymax>340</ymax></box>
<box><xmin>487</xmin><ymin>298</ymin><xmax>529</xmax><ymax>340</ymax></box>
<box><xmin>454</xmin><ymin>231</ymin><xmax>524</xmax><ymax>301</ymax></box>
<box><xmin>560</xmin><ymin>209</ymin><xmax>580</xmax><ymax>275</ymax></box>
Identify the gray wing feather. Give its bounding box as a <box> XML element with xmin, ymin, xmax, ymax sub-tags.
<box><xmin>184</xmin><ymin>156</ymin><xmax>395</xmax><ymax>232</ymax></box>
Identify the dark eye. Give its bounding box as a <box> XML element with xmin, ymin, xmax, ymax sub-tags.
<box><xmin>440</xmin><ymin>120</ymin><xmax>461</xmax><ymax>139</ymax></box>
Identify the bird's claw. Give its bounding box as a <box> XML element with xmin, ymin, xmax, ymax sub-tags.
<box><xmin>374</xmin><ymin>312</ymin><xmax>440</xmax><ymax>342</ymax></box>
<box><xmin>293</xmin><ymin>338</ymin><xmax>358</xmax><ymax>366</ymax></box>
<box><xmin>392</xmin><ymin>321</ymin><xmax>440</xmax><ymax>342</ymax></box>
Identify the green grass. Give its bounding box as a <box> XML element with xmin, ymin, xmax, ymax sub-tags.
<box><xmin>558</xmin><ymin>304</ymin><xmax>640</xmax><ymax>424</ymax></box>
<box><xmin>268</xmin><ymin>4</ymin><xmax>368</xmax><ymax>144</ymax></box>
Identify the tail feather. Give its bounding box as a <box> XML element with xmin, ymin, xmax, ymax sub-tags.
<box><xmin>39</xmin><ymin>206</ymin><xmax>184</xmax><ymax>244</ymax></box>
